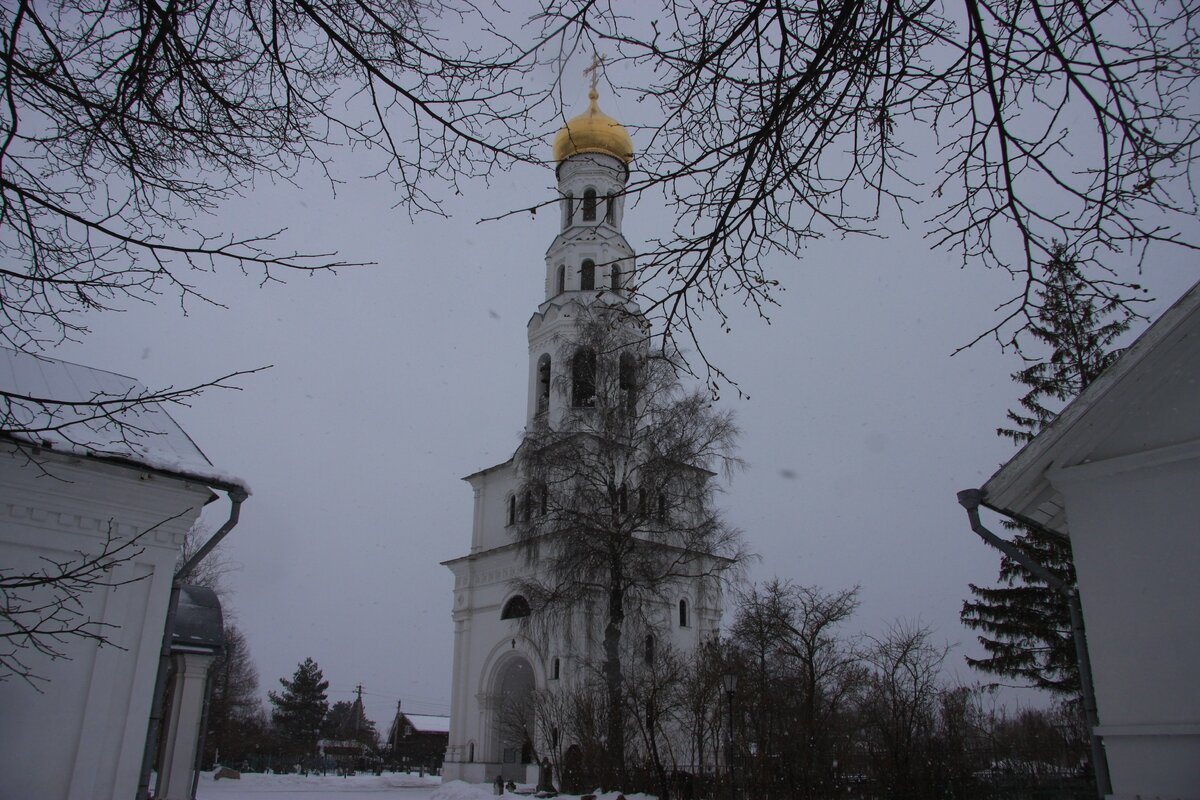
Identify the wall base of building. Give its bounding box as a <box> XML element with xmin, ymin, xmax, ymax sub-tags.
<box><xmin>441</xmin><ymin>761</ymin><xmax>540</xmax><ymax>787</ymax></box>
<box><xmin>1099</xmin><ymin>724</ymin><xmax>1200</xmax><ymax>800</ymax></box>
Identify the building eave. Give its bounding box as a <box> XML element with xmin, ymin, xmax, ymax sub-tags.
<box><xmin>980</xmin><ymin>278</ymin><xmax>1200</xmax><ymax>525</ymax></box>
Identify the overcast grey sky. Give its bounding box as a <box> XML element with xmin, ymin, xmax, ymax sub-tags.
<box><xmin>55</xmin><ymin>61</ymin><xmax>1197</xmax><ymax>730</ymax></box>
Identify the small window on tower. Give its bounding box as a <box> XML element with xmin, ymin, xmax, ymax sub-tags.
<box><xmin>611</xmin><ymin>265</ymin><xmax>621</xmax><ymax>291</ymax></box>
<box><xmin>563</xmin><ymin>194</ymin><xmax>574</xmax><ymax>228</ymax></box>
<box><xmin>606</xmin><ymin>194</ymin><xmax>616</xmax><ymax>224</ymax></box>
<box><xmin>507</xmin><ymin>495</ymin><xmax>517</xmax><ymax>526</ymax></box>
<box><xmin>556</xmin><ymin>265</ymin><xmax>566</xmax><ymax>295</ymax></box>
<box><xmin>552</xmin><ymin>657</ymin><xmax>561</xmax><ymax>680</ymax></box>
<box><xmin>522</xmin><ymin>490</ymin><xmax>532</xmax><ymax>523</ymax></box>
<box><xmin>581</xmin><ymin>260</ymin><xmax>595</xmax><ymax>291</ymax></box>
<box><xmin>583</xmin><ymin>188</ymin><xmax>597</xmax><ymax>221</ymax></box>
<box><xmin>679</xmin><ymin>598</ymin><xmax>690</xmax><ymax>628</ymax></box>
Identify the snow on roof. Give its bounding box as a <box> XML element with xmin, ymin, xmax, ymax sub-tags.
<box><xmin>0</xmin><ymin>347</ymin><xmax>249</xmax><ymax>493</ymax></box>
<box><xmin>403</xmin><ymin>714</ymin><xmax>451</xmax><ymax>734</ymax></box>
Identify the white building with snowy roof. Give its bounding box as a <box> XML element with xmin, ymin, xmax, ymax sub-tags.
<box><xmin>0</xmin><ymin>348</ymin><xmax>248</xmax><ymax>800</ymax></box>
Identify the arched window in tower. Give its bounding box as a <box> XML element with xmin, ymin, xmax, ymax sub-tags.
<box><xmin>610</xmin><ymin>264</ymin><xmax>621</xmax><ymax>291</ymax></box>
<box><xmin>580</xmin><ymin>259</ymin><xmax>595</xmax><ymax>291</ymax></box>
<box><xmin>619</xmin><ymin>352</ymin><xmax>638</xmax><ymax>413</ymax></box>
<box><xmin>583</xmin><ymin>188</ymin><xmax>597</xmax><ymax>221</ymax></box>
<box><xmin>679</xmin><ymin>598</ymin><xmax>690</xmax><ymax>628</ymax></box>
<box><xmin>468</xmin><ymin>742</ymin><xmax>475</xmax><ymax>762</ymax></box>
<box><xmin>501</xmin><ymin>595</ymin><xmax>531</xmax><ymax>620</ymax></box>
<box><xmin>506</xmin><ymin>494</ymin><xmax>517</xmax><ymax>526</ymax></box>
<box><xmin>563</xmin><ymin>194</ymin><xmax>574</xmax><ymax>229</ymax></box>
<box><xmin>536</xmin><ymin>353</ymin><xmax>551</xmax><ymax>416</ymax></box>
<box><xmin>552</xmin><ymin>657</ymin><xmax>561</xmax><ymax>680</ymax></box>
<box><xmin>644</xmin><ymin>634</ymin><xmax>656</xmax><ymax>665</ymax></box>
<box><xmin>606</xmin><ymin>194</ymin><xmax>616</xmax><ymax>224</ymax></box>
<box><xmin>522</xmin><ymin>490</ymin><xmax>532</xmax><ymax>523</ymax></box>
<box><xmin>556</xmin><ymin>265</ymin><xmax>566</xmax><ymax>295</ymax></box>
<box><xmin>538</xmin><ymin>484</ymin><xmax>548</xmax><ymax>516</ymax></box>
<box><xmin>572</xmin><ymin>348</ymin><xmax>596</xmax><ymax>407</ymax></box>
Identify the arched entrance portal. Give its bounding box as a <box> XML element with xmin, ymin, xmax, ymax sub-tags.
<box><xmin>493</xmin><ymin>655</ymin><xmax>535</xmax><ymax>782</ymax></box>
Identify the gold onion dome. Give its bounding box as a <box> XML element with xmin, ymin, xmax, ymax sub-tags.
<box><xmin>552</xmin><ymin>89</ymin><xmax>634</xmax><ymax>164</ymax></box>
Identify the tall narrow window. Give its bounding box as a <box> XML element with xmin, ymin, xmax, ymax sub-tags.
<box><xmin>538</xmin><ymin>484</ymin><xmax>548</xmax><ymax>516</ymax></box>
<box><xmin>552</xmin><ymin>657</ymin><xmax>561</xmax><ymax>680</ymax></box>
<box><xmin>605</xmin><ymin>194</ymin><xmax>616</xmax><ymax>224</ymax></box>
<box><xmin>583</xmin><ymin>188</ymin><xmax>597</xmax><ymax>221</ymax></box>
<box><xmin>610</xmin><ymin>265</ymin><xmax>621</xmax><ymax>291</ymax></box>
<box><xmin>507</xmin><ymin>495</ymin><xmax>517</xmax><ymax>526</ymax></box>
<box><xmin>556</xmin><ymin>265</ymin><xmax>566</xmax><ymax>295</ymax></box>
<box><xmin>572</xmin><ymin>348</ymin><xmax>596</xmax><ymax>407</ymax></box>
<box><xmin>581</xmin><ymin>259</ymin><xmax>595</xmax><ymax>291</ymax></box>
<box><xmin>469</xmin><ymin>742</ymin><xmax>475</xmax><ymax>762</ymax></box>
<box><xmin>522</xmin><ymin>490</ymin><xmax>532</xmax><ymax>523</ymax></box>
<box><xmin>536</xmin><ymin>353</ymin><xmax>551</xmax><ymax>416</ymax></box>
<box><xmin>618</xmin><ymin>484</ymin><xmax>629</xmax><ymax>514</ymax></box>
<box><xmin>563</xmin><ymin>194</ymin><xmax>574</xmax><ymax>228</ymax></box>
<box><xmin>679</xmin><ymin>599</ymin><xmax>689</xmax><ymax>627</ymax></box>
<box><xmin>619</xmin><ymin>352</ymin><xmax>638</xmax><ymax>413</ymax></box>
<box><xmin>656</xmin><ymin>492</ymin><xmax>667</xmax><ymax>522</ymax></box>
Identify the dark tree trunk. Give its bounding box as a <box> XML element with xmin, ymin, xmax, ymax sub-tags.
<box><xmin>603</xmin><ymin>558</ymin><xmax>625</xmax><ymax>789</ymax></box>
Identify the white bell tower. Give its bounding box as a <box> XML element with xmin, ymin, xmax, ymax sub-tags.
<box><xmin>442</xmin><ymin>83</ymin><xmax>720</xmax><ymax>787</ymax></box>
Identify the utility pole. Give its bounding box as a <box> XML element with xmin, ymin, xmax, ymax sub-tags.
<box><xmin>353</xmin><ymin>684</ymin><xmax>365</xmax><ymax>739</ymax></box>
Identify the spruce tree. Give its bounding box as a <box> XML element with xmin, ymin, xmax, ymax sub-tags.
<box><xmin>961</xmin><ymin>245</ymin><xmax>1134</xmax><ymax>694</ymax></box>
<box><xmin>268</xmin><ymin>657</ymin><xmax>330</xmax><ymax>760</ymax></box>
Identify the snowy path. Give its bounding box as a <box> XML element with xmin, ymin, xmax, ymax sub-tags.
<box><xmin>196</xmin><ymin>772</ymin><xmax>442</xmax><ymax>799</ymax></box>
<box><xmin>195</xmin><ymin>772</ymin><xmax>654</xmax><ymax>800</ymax></box>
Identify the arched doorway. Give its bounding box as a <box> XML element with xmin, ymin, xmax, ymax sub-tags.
<box><xmin>493</xmin><ymin>655</ymin><xmax>535</xmax><ymax>782</ymax></box>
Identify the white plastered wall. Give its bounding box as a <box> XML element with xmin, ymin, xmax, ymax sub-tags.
<box><xmin>0</xmin><ymin>444</ymin><xmax>209</xmax><ymax>800</ymax></box>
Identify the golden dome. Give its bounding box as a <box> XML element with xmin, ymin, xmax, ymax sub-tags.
<box><xmin>552</xmin><ymin>89</ymin><xmax>634</xmax><ymax>164</ymax></box>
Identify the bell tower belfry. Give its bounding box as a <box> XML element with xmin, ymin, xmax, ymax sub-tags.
<box><xmin>528</xmin><ymin>87</ymin><xmax>637</xmax><ymax>427</ymax></box>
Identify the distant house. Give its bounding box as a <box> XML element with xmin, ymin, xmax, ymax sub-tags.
<box><xmin>0</xmin><ymin>348</ymin><xmax>247</xmax><ymax>800</ymax></box>
<box><xmin>964</xmin><ymin>280</ymin><xmax>1200</xmax><ymax>800</ymax></box>
<box><xmin>386</xmin><ymin>703</ymin><xmax>450</xmax><ymax>770</ymax></box>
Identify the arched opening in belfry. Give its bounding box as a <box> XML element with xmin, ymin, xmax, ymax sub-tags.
<box><xmin>572</xmin><ymin>348</ymin><xmax>596</xmax><ymax>407</ymax></box>
<box><xmin>580</xmin><ymin>259</ymin><xmax>595</xmax><ymax>291</ymax></box>
<box><xmin>492</xmin><ymin>655</ymin><xmax>535</xmax><ymax>781</ymax></box>
<box><xmin>583</xmin><ymin>188</ymin><xmax>597</xmax><ymax>221</ymax></box>
<box><xmin>536</xmin><ymin>353</ymin><xmax>551</xmax><ymax>416</ymax></box>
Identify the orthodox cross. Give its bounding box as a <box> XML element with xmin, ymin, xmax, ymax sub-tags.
<box><xmin>583</xmin><ymin>51</ymin><xmax>605</xmax><ymax>91</ymax></box>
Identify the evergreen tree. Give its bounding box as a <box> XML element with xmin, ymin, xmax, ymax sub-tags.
<box><xmin>962</xmin><ymin>245</ymin><xmax>1134</xmax><ymax>694</ymax></box>
<box><xmin>323</xmin><ymin>696</ymin><xmax>378</xmax><ymax>748</ymax></box>
<box><xmin>268</xmin><ymin>657</ymin><xmax>330</xmax><ymax>760</ymax></box>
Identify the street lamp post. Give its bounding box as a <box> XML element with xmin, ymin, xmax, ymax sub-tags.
<box><xmin>721</xmin><ymin>672</ymin><xmax>737</xmax><ymax>800</ymax></box>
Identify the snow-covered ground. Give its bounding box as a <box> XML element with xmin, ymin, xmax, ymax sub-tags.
<box><xmin>195</xmin><ymin>771</ymin><xmax>653</xmax><ymax>800</ymax></box>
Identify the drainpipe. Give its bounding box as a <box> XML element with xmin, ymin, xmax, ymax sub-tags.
<box><xmin>956</xmin><ymin>489</ymin><xmax>1111</xmax><ymax>798</ymax></box>
<box><xmin>137</xmin><ymin>486</ymin><xmax>248</xmax><ymax>800</ymax></box>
